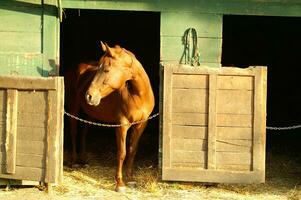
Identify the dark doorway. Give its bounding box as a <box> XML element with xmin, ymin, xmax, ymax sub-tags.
<box><xmin>60</xmin><ymin>9</ymin><xmax>160</xmax><ymax>166</ymax></box>
<box><xmin>222</xmin><ymin>15</ymin><xmax>301</xmax><ymax>166</ymax></box>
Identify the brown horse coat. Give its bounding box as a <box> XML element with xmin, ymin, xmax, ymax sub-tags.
<box><xmin>66</xmin><ymin>42</ymin><xmax>155</xmax><ymax>192</ymax></box>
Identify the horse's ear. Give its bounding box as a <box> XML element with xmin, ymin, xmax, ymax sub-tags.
<box><xmin>101</xmin><ymin>42</ymin><xmax>115</xmax><ymax>57</ymax></box>
<box><xmin>100</xmin><ymin>41</ymin><xmax>106</xmax><ymax>52</ymax></box>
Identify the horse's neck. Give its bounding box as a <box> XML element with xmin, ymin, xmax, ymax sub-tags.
<box><xmin>127</xmin><ymin>60</ymin><xmax>153</xmax><ymax>99</ymax></box>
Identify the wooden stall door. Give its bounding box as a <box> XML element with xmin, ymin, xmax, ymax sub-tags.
<box><xmin>161</xmin><ymin>65</ymin><xmax>267</xmax><ymax>183</ymax></box>
<box><xmin>0</xmin><ymin>76</ymin><xmax>64</xmax><ymax>184</ymax></box>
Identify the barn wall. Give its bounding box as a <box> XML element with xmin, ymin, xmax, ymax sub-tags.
<box><xmin>62</xmin><ymin>0</ymin><xmax>301</xmax><ymax>68</ymax></box>
<box><xmin>0</xmin><ymin>0</ymin><xmax>59</xmax><ymax>77</ymax></box>
<box><xmin>1</xmin><ymin>0</ymin><xmax>301</xmax><ymax>75</ymax></box>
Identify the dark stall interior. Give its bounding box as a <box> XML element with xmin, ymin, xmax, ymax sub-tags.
<box><xmin>60</xmin><ymin>9</ymin><xmax>160</xmax><ymax>166</ymax></box>
<box><xmin>222</xmin><ymin>15</ymin><xmax>301</xmax><ymax>166</ymax></box>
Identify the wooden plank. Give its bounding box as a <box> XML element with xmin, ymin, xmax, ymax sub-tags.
<box><xmin>162</xmin><ymin>168</ymin><xmax>264</xmax><ymax>183</ymax></box>
<box><xmin>172</xmin><ymin>113</ymin><xmax>207</xmax><ymax>126</ymax></box>
<box><xmin>0</xmin><ymin>166</ymin><xmax>45</xmax><ymax>182</ymax></box>
<box><xmin>172</xmin><ymin>162</ymin><xmax>206</xmax><ymax>169</ymax></box>
<box><xmin>0</xmin><ymin>154</ymin><xmax>45</xmax><ymax>168</ymax></box>
<box><xmin>57</xmin><ymin>77</ymin><xmax>64</xmax><ymax>183</ymax></box>
<box><xmin>62</xmin><ymin>0</ymin><xmax>301</xmax><ymax>17</ymax></box>
<box><xmin>171</xmin><ymin>150</ymin><xmax>206</xmax><ymax>164</ymax></box>
<box><xmin>0</xmin><ymin>53</ymin><xmax>43</xmax><ymax>76</ymax></box>
<box><xmin>0</xmin><ymin>90</ymin><xmax>5</xmax><ymax>112</ymax></box>
<box><xmin>216</xmin><ymin>139</ymin><xmax>252</xmax><ymax>153</ymax></box>
<box><xmin>217</xmin><ymin>76</ymin><xmax>254</xmax><ymax>90</ymax></box>
<box><xmin>17</xmin><ymin>113</ymin><xmax>47</xmax><ymax>127</ymax></box>
<box><xmin>217</xmin><ymin>90</ymin><xmax>253</xmax><ymax>115</ymax></box>
<box><xmin>217</xmin><ymin>114</ymin><xmax>253</xmax><ymax>127</ymax></box>
<box><xmin>5</xmin><ymin>90</ymin><xmax>18</xmax><ymax>174</ymax></box>
<box><xmin>0</xmin><ymin>76</ymin><xmax>57</xmax><ymax>90</ymax></box>
<box><xmin>217</xmin><ymin>127</ymin><xmax>253</xmax><ymax>140</ymax></box>
<box><xmin>0</xmin><ymin>179</ymin><xmax>39</xmax><ymax>186</ymax></box>
<box><xmin>161</xmin><ymin>36</ymin><xmax>222</xmax><ymax>63</ymax></box>
<box><xmin>0</xmin><ymin>32</ymin><xmax>41</xmax><ymax>53</ymax></box>
<box><xmin>0</xmin><ymin>140</ymin><xmax>45</xmax><ymax>155</ymax></box>
<box><xmin>18</xmin><ymin>91</ymin><xmax>47</xmax><ymax>113</ymax></box>
<box><xmin>171</xmin><ymin>138</ymin><xmax>207</xmax><ymax>151</ymax></box>
<box><xmin>172</xmin><ymin>74</ymin><xmax>208</xmax><ymax>89</ymax></box>
<box><xmin>169</xmin><ymin>65</ymin><xmax>258</xmax><ymax>76</ymax></box>
<box><xmin>252</xmin><ymin>67</ymin><xmax>267</xmax><ymax>173</ymax></box>
<box><xmin>172</xmin><ymin>88</ymin><xmax>208</xmax><ymax>113</ymax></box>
<box><xmin>207</xmin><ymin>74</ymin><xmax>217</xmax><ymax>169</ymax></box>
<box><xmin>161</xmin><ymin>12</ymin><xmax>222</xmax><ymax>37</ymax></box>
<box><xmin>0</xmin><ymin>7</ymin><xmax>42</xmax><ymax>32</ymax></box>
<box><xmin>216</xmin><ymin>152</ymin><xmax>252</xmax><ymax>165</ymax></box>
<box><xmin>217</xmin><ymin>164</ymin><xmax>251</xmax><ymax>172</ymax></box>
<box><xmin>162</xmin><ymin>65</ymin><xmax>173</xmax><ymax>169</ymax></box>
<box><xmin>172</xmin><ymin>125</ymin><xmax>207</xmax><ymax>139</ymax></box>
<box><xmin>0</xmin><ymin>126</ymin><xmax>46</xmax><ymax>143</ymax></box>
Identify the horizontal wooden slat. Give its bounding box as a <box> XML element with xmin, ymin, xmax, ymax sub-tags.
<box><xmin>1</xmin><ymin>140</ymin><xmax>45</xmax><ymax>155</ymax></box>
<box><xmin>172</xmin><ymin>74</ymin><xmax>208</xmax><ymax>89</ymax></box>
<box><xmin>217</xmin><ymin>90</ymin><xmax>253</xmax><ymax>115</ymax></box>
<box><xmin>162</xmin><ymin>168</ymin><xmax>264</xmax><ymax>183</ymax></box>
<box><xmin>172</xmin><ymin>113</ymin><xmax>207</xmax><ymax>126</ymax></box>
<box><xmin>216</xmin><ymin>139</ymin><xmax>252</xmax><ymax>152</ymax></box>
<box><xmin>217</xmin><ymin>76</ymin><xmax>254</xmax><ymax>90</ymax></box>
<box><xmin>0</xmin><ymin>32</ymin><xmax>41</xmax><ymax>53</ymax></box>
<box><xmin>0</xmin><ymin>166</ymin><xmax>45</xmax><ymax>182</ymax></box>
<box><xmin>217</xmin><ymin>127</ymin><xmax>253</xmax><ymax>140</ymax></box>
<box><xmin>17</xmin><ymin>113</ymin><xmax>46</xmax><ymax>127</ymax></box>
<box><xmin>18</xmin><ymin>91</ymin><xmax>47</xmax><ymax>113</ymax></box>
<box><xmin>170</xmin><ymin>65</ymin><xmax>259</xmax><ymax>76</ymax></box>
<box><xmin>0</xmin><ymin>76</ymin><xmax>57</xmax><ymax>90</ymax></box>
<box><xmin>172</xmin><ymin>125</ymin><xmax>207</xmax><ymax>139</ymax></box>
<box><xmin>217</xmin><ymin>164</ymin><xmax>251</xmax><ymax>172</ymax></box>
<box><xmin>0</xmin><ymin>126</ymin><xmax>46</xmax><ymax>143</ymax></box>
<box><xmin>171</xmin><ymin>150</ymin><xmax>206</xmax><ymax>164</ymax></box>
<box><xmin>0</xmin><ymin>154</ymin><xmax>45</xmax><ymax>168</ymax></box>
<box><xmin>0</xmin><ymin>7</ymin><xmax>42</xmax><ymax>32</ymax></box>
<box><xmin>171</xmin><ymin>138</ymin><xmax>207</xmax><ymax>151</ymax></box>
<box><xmin>171</xmin><ymin>162</ymin><xmax>206</xmax><ymax>169</ymax></box>
<box><xmin>216</xmin><ymin>152</ymin><xmax>252</xmax><ymax>165</ymax></box>
<box><xmin>172</xmin><ymin>88</ymin><xmax>208</xmax><ymax>113</ymax></box>
<box><xmin>161</xmin><ymin>36</ymin><xmax>222</xmax><ymax>63</ymax></box>
<box><xmin>62</xmin><ymin>0</ymin><xmax>301</xmax><ymax>17</ymax></box>
<box><xmin>217</xmin><ymin>114</ymin><xmax>253</xmax><ymax>127</ymax></box>
<box><xmin>161</xmin><ymin>12</ymin><xmax>222</xmax><ymax>37</ymax></box>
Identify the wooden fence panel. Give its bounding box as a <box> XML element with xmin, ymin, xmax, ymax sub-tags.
<box><xmin>0</xmin><ymin>76</ymin><xmax>64</xmax><ymax>184</ymax></box>
<box><xmin>161</xmin><ymin>64</ymin><xmax>267</xmax><ymax>183</ymax></box>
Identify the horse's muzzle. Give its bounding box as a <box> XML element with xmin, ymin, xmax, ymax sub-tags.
<box><xmin>86</xmin><ymin>92</ymin><xmax>101</xmax><ymax>106</ymax></box>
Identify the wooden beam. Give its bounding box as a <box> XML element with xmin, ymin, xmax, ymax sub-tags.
<box><xmin>5</xmin><ymin>89</ymin><xmax>18</xmax><ymax>174</ymax></box>
<box><xmin>207</xmin><ymin>74</ymin><xmax>217</xmax><ymax>169</ymax></box>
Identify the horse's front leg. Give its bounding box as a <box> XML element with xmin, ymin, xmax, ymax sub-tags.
<box><xmin>125</xmin><ymin>122</ymin><xmax>147</xmax><ymax>185</ymax></box>
<box><xmin>115</xmin><ymin>124</ymin><xmax>129</xmax><ymax>192</ymax></box>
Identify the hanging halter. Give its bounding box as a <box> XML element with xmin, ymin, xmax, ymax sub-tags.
<box><xmin>180</xmin><ymin>28</ymin><xmax>200</xmax><ymax>66</ymax></box>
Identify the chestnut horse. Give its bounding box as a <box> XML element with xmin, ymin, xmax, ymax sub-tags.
<box><xmin>67</xmin><ymin>42</ymin><xmax>155</xmax><ymax>192</ymax></box>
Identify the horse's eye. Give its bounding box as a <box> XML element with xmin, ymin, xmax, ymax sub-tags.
<box><xmin>104</xmin><ymin>68</ymin><xmax>110</xmax><ymax>73</ymax></box>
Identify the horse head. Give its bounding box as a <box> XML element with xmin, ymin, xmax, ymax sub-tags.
<box><xmin>85</xmin><ymin>42</ymin><xmax>134</xmax><ymax>106</ymax></box>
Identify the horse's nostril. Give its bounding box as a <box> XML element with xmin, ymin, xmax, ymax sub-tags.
<box><xmin>86</xmin><ymin>94</ymin><xmax>92</xmax><ymax>102</ymax></box>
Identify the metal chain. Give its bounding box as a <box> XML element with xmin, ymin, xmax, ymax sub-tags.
<box><xmin>266</xmin><ymin>124</ymin><xmax>301</xmax><ymax>131</ymax></box>
<box><xmin>64</xmin><ymin>111</ymin><xmax>159</xmax><ymax>127</ymax></box>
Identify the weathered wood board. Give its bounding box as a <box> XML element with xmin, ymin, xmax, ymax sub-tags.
<box><xmin>0</xmin><ymin>76</ymin><xmax>64</xmax><ymax>184</ymax></box>
<box><xmin>161</xmin><ymin>64</ymin><xmax>267</xmax><ymax>183</ymax></box>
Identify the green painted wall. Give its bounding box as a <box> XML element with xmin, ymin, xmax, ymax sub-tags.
<box><xmin>0</xmin><ymin>0</ymin><xmax>300</xmax><ymax>76</ymax></box>
<box><xmin>0</xmin><ymin>0</ymin><xmax>59</xmax><ymax>76</ymax></box>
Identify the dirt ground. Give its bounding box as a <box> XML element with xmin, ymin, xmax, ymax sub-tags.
<box><xmin>1</xmin><ymin>131</ymin><xmax>301</xmax><ymax>200</ymax></box>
